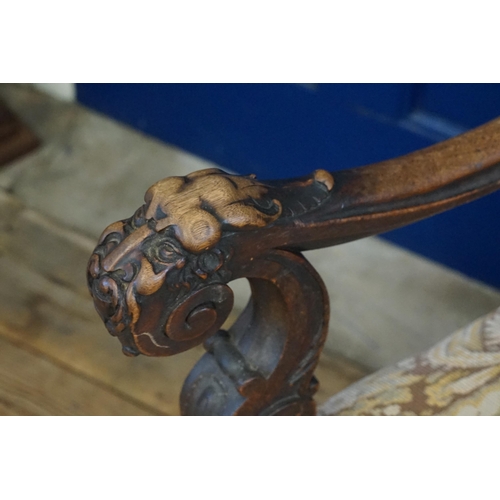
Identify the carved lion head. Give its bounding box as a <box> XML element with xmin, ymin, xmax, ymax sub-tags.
<box><xmin>87</xmin><ymin>168</ymin><xmax>282</xmax><ymax>356</ymax></box>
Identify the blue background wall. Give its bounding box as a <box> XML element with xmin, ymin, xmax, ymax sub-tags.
<box><xmin>77</xmin><ymin>84</ymin><xmax>500</xmax><ymax>289</ymax></box>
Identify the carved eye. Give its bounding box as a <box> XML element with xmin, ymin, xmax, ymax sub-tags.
<box><xmin>157</xmin><ymin>242</ymin><xmax>181</xmax><ymax>263</ymax></box>
<box><xmin>142</xmin><ymin>234</ymin><xmax>186</xmax><ymax>274</ymax></box>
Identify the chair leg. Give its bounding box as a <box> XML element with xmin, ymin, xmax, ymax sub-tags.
<box><xmin>180</xmin><ymin>250</ymin><xmax>329</xmax><ymax>416</ymax></box>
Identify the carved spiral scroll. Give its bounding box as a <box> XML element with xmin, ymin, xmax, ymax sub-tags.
<box><xmin>165</xmin><ymin>284</ymin><xmax>233</xmax><ymax>342</ymax></box>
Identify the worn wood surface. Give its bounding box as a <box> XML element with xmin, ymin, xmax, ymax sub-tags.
<box><xmin>0</xmin><ymin>314</ymin><xmax>367</xmax><ymax>416</ymax></box>
<box><xmin>0</xmin><ymin>327</ymin><xmax>151</xmax><ymax>416</ymax></box>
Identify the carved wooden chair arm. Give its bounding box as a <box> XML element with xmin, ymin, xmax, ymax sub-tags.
<box><xmin>87</xmin><ymin>117</ymin><xmax>500</xmax><ymax>415</ymax></box>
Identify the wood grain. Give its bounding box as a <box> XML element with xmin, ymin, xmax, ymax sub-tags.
<box><xmin>0</xmin><ymin>330</ymin><xmax>151</xmax><ymax>416</ymax></box>
<box><xmin>142</xmin><ymin>168</ymin><xmax>283</xmax><ymax>252</ymax></box>
<box><xmin>314</xmin><ymin>351</ymin><xmax>369</xmax><ymax>407</ymax></box>
<box><xmin>0</xmin><ymin>314</ymin><xmax>369</xmax><ymax>416</ymax></box>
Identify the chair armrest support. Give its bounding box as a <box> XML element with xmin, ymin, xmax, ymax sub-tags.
<box><xmin>87</xmin><ymin>118</ymin><xmax>500</xmax><ymax>415</ymax></box>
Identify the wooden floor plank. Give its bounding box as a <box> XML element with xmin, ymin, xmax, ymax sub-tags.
<box><xmin>315</xmin><ymin>352</ymin><xmax>369</xmax><ymax>407</ymax></box>
<box><xmin>0</xmin><ymin>334</ymin><xmax>152</xmax><ymax>416</ymax></box>
<box><xmin>0</xmin><ymin>321</ymin><xmax>366</xmax><ymax>416</ymax></box>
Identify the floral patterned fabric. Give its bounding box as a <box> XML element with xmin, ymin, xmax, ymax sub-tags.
<box><xmin>319</xmin><ymin>307</ymin><xmax>500</xmax><ymax>416</ymax></box>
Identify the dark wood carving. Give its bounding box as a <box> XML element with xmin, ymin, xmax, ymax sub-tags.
<box><xmin>0</xmin><ymin>100</ymin><xmax>39</xmax><ymax>168</ymax></box>
<box><xmin>87</xmin><ymin>117</ymin><xmax>500</xmax><ymax>415</ymax></box>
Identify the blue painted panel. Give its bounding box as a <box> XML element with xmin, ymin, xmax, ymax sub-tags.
<box><xmin>77</xmin><ymin>84</ymin><xmax>500</xmax><ymax>289</ymax></box>
<box><xmin>383</xmin><ymin>192</ymin><xmax>500</xmax><ymax>287</ymax></box>
<box><xmin>418</xmin><ymin>84</ymin><xmax>500</xmax><ymax>128</ymax></box>
<box><xmin>77</xmin><ymin>84</ymin><xmax>432</xmax><ymax>180</ymax></box>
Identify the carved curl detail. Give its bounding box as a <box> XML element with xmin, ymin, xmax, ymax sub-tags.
<box><xmin>143</xmin><ymin>168</ymin><xmax>283</xmax><ymax>252</ymax></box>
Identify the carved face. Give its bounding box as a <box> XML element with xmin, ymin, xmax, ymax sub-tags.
<box><xmin>87</xmin><ymin>168</ymin><xmax>282</xmax><ymax>356</ymax></box>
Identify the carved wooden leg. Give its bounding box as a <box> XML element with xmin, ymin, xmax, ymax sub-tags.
<box><xmin>180</xmin><ymin>250</ymin><xmax>328</xmax><ymax>416</ymax></box>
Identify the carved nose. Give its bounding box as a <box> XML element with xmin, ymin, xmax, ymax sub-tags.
<box><xmin>93</xmin><ymin>274</ymin><xmax>120</xmax><ymax>313</ymax></box>
<box><xmin>111</xmin><ymin>261</ymin><xmax>136</xmax><ymax>282</ymax></box>
<box><xmin>101</xmin><ymin>225</ymin><xmax>153</xmax><ymax>272</ymax></box>
<box><xmin>91</xmin><ymin>273</ymin><xmax>128</xmax><ymax>335</ymax></box>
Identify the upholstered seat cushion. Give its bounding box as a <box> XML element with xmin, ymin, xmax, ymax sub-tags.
<box><xmin>319</xmin><ymin>307</ymin><xmax>500</xmax><ymax>416</ymax></box>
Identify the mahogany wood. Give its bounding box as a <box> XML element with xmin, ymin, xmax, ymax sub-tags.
<box><xmin>87</xmin><ymin>117</ymin><xmax>500</xmax><ymax>415</ymax></box>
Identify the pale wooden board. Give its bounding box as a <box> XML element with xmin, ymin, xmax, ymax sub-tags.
<box><xmin>306</xmin><ymin>237</ymin><xmax>500</xmax><ymax>369</ymax></box>
<box><xmin>315</xmin><ymin>351</ymin><xmax>369</xmax><ymax>407</ymax></box>
<box><xmin>0</xmin><ymin>332</ymin><xmax>152</xmax><ymax>416</ymax></box>
<box><xmin>0</xmin><ymin>325</ymin><xmax>365</xmax><ymax>416</ymax></box>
